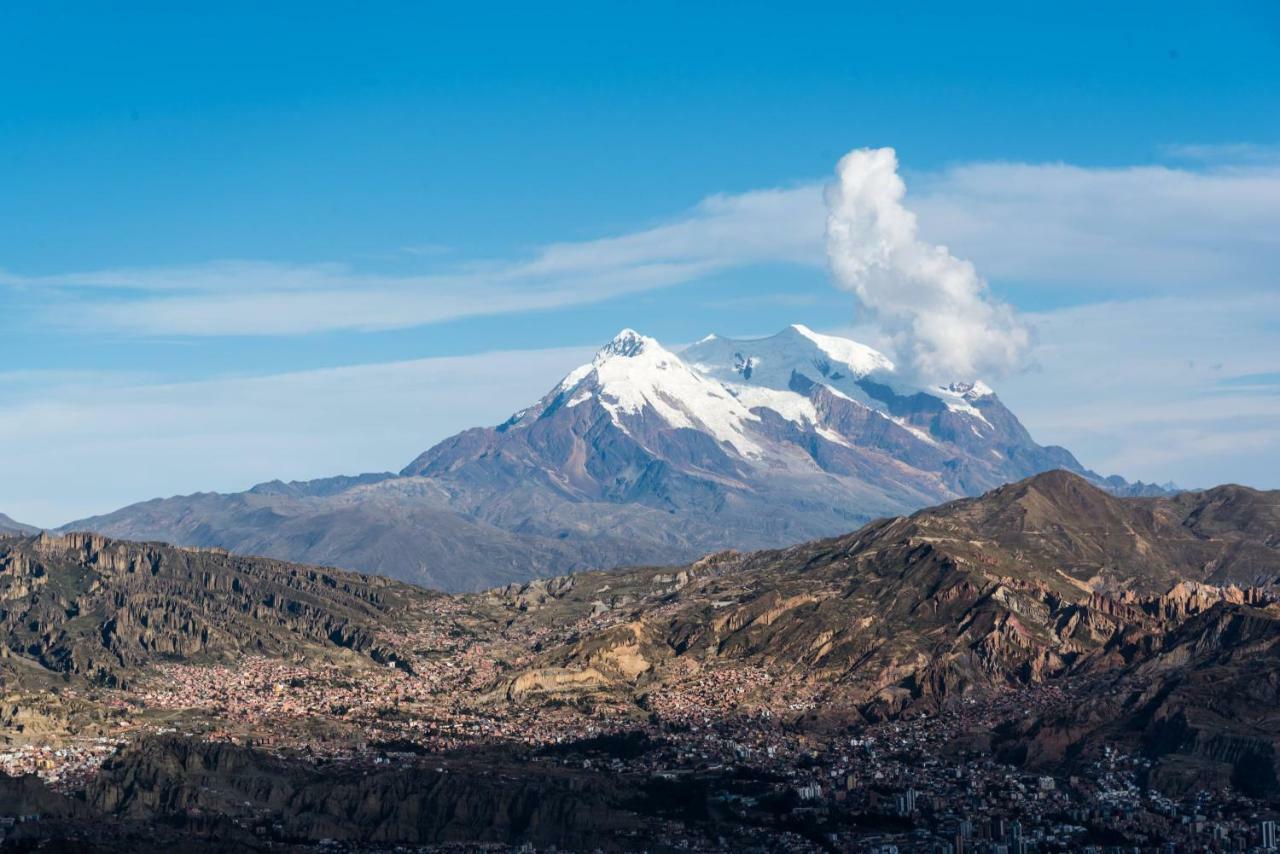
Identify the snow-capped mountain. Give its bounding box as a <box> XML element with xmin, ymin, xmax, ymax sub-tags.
<box><xmin>685</xmin><ymin>323</ymin><xmax>997</xmax><ymax>434</ymax></box>
<box><xmin>685</xmin><ymin>323</ymin><xmax>895</xmax><ymax>400</ymax></box>
<box><xmin>526</xmin><ymin>328</ymin><xmax>764</xmax><ymax>458</ymax></box>
<box><xmin>67</xmin><ymin>325</ymin><xmax>1126</xmax><ymax>591</ymax></box>
<box><xmin>405</xmin><ymin>324</ymin><xmax>1082</xmax><ymax>503</ymax></box>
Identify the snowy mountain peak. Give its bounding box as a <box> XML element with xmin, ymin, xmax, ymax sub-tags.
<box><xmin>940</xmin><ymin>380</ymin><xmax>995</xmax><ymax>400</ymax></box>
<box><xmin>381</xmin><ymin>322</ymin><xmax>1109</xmax><ymax>584</ymax></box>
<box><xmin>552</xmin><ymin>328</ymin><xmax>674</xmax><ymax>397</ymax></box>
<box><xmin>595</xmin><ymin>328</ymin><xmax>660</xmax><ymax>362</ymax></box>
<box><xmin>547</xmin><ymin>329</ymin><xmax>761</xmax><ymax>455</ymax></box>
<box><xmin>682</xmin><ymin>325</ymin><xmax>894</xmax><ymax>402</ymax></box>
<box><xmin>782</xmin><ymin>324</ymin><xmax>896</xmax><ymax>375</ymax></box>
<box><xmin>533</xmin><ymin>325</ymin><xmax>1018</xmax><ymax>464</ymax></box>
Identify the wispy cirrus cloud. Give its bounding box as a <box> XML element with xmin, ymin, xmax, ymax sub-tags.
<box><xmin>1158</xmin><ymin>141</ymin><xmax>1280</xmax><ymax>165</ymax></box>
<box><xmin>910</xmin><ymin>160</ymin><xmax>1280</xmax><ymax>292</ymax></box>
<box><xmin>997</xmin><ymin>292</ymin><xmax>1280</xmax><ymax>489</ymax></box>
<box><xmin>0</xmin><ymin>345</ymin><xmax>594</xmax><ymax>526</ymax></box>
<box><xmin>0</xmin><ymin>185</ymin><xmax>825</xmax><ymax>337</ymax></box>
<box><xmin>2</xmin><ymin>150</ymin><xmax>1279</xmax><ymax>344</ymax></box>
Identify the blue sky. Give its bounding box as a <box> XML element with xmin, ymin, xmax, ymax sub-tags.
<box><xmin>2</xmin><ymin>2</ymin><xmax>1279</xmax><ymax>525</ymax></box>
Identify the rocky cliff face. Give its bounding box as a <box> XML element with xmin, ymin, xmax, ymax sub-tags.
<box><xmin>0</xmin><ymin>532</ymin><xmax>437</xmax><ymax>687</ymax></box>
<box><xmin>62</xmin><ymin>326</ymin><xmax>1154</xmax><ymax>592</ymax></box>
<box><xmin>991</xmin><ymin>598</ymin><xmax>1280</xmax><ymax>795</ymax></box>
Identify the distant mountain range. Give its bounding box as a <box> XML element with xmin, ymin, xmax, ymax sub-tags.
<box><xmin>0</xmin><ymin>512</ymin><xmax>39</xmax><ymax>535</ymax></box>
<box><xmin>62</xmin><ymin>325</ymin><xmax>1172</xmax><ymax>591</ymax></box>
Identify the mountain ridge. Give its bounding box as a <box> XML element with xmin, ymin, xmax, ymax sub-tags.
<box><xmin>481</xmin><ymin>471</ymin><xmax>1280</xmax><ymax>752</ymax></box>
<box><xmin>0</xmin><ymin>512</ymin><xmax>39</xmax><ymax>535</ymax></box>
<box><xmin>61</xmin><ymin>325</ymin><xmax>1169</xmax><ymax>591</ymax></box>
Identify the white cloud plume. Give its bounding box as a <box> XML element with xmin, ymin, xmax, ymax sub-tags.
<box><xmin>824</xmin><ymin>147</ymin><xmax>1031</xmax><ymax>382</ymax></box>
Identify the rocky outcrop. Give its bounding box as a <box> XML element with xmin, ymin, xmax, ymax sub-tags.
<box><xmin>0</xmin><ymin>533</ymin><xmax>438</xmax><ymax>686</ymax></box>
<box><xmin>989</xmin><ymin>600</ymin><xmax>1280</xmax><ymax>796</ymax></box>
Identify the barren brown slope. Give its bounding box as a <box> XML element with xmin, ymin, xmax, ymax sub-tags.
<box><xmin>909</xmin><ymin>469</ymin><xmax>1280</xmax><ymax>591</ymax></box>
<box><xmin>0</xmin><ymin>531</ymin><xmax>444</xmax><ymax>689</ymax></box>
<box><xmin>486</xmin><ymin>471</ymin><xmax>1280</xmax><ymax>719</ymax></box>
<box><xmin>992</xmin><ymin>598</ymin><xmax>1280</xmax><ymax>795</ymax></box>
